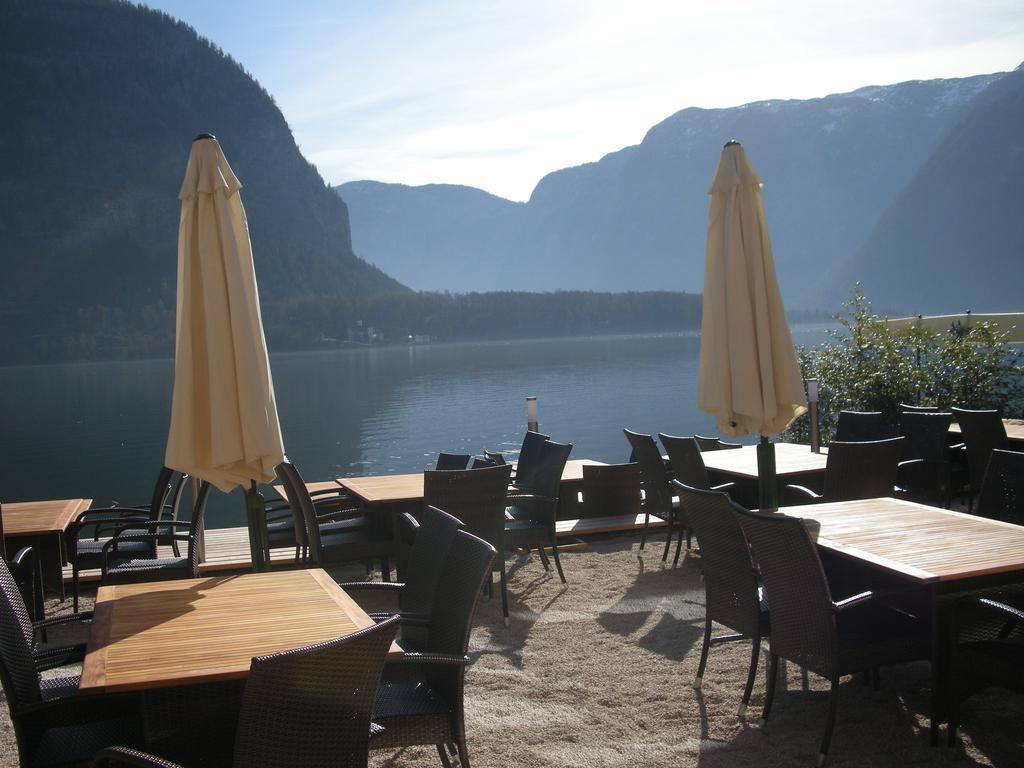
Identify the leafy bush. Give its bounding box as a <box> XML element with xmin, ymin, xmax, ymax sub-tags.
<box><xmin>785</xmin><ymin>289</ymin><xmax>1024</xmax><ymax>443</ymax></box>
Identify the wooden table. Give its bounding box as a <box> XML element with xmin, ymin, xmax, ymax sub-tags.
<box><xmin>80</xmin><ymin>568</ymin><xmax>399</xmax><ymax>693</ymax></box>
<box><xmin>701</xmin><ymin>442</ymin><xmax>827</xmax><ymax>480</ymax></box>
<box><xmin>777</xmin><ymin>496</ymin><xmax>1024</xmax><ymax>741</ymax></box>
<box><xmin>949</xmin><ymin>417</ymin><xmax>1024</xmax><ymax>444</ymax></box>
<box><xmin>1</xmin><ymin>498</ymin><xmax>91</xmax><ymax>598</ymax></box>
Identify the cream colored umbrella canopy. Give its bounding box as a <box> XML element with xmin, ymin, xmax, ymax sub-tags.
<box><xmin>697</xmin><ymin>141</ymin><xmax>806</xmax><ymax>507</ymax></box>
<box><xmin>165</xmin><ymin>135</ymin><xmax>284</xmax><ymax>494</ymax></box>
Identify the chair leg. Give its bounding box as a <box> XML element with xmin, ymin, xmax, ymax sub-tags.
<box><xmin>694</xmin><ymin>613</ymin><xmax>712</xmax><ymax>690</ymax></box>
<box><xmin>456</xmin><ymin>738</ymin><xmax>470</xmax><ymax>768</ymax></box>
<box><xmin>436</xmin><ymin>744</ymin><xmax>453</xmax><ymax>768</ymax></box>
<box><xmin>72</xmin><ymin>566</ymin><xmax>80</xmax><ymax>613</ymax></box>
<box><xmin>380</xmin><ymin>557</ymin><xmax>391</xmax><ymax>582</ymax></box>
<box><xmin>549</xmin><ymin>537</ymin><xmax>566</xmax><ymax>584</ymax></box>
<box><xmin>662</xmin><ymin>518</ymin><xmax>673</xmax><ymax>562</ymax></box>
<box><xmin>739</xmin><ymin>635</ymin><xmax>761</xmax><ymax>717</ymax></box>
<box><xmin>762</xmin><ymin>653</ymin><xmax>779</xmax><ymax>722</ymax></box>
<box><xmin>536</xmin><ymin>542</ymin><xmax>551</xmax><ymax>571</ymax></box>
<box><xmin>818</xmin><ymin>678</ymin><xmax>840</xmax><ymax>766</ymax></box>
<box><xmin>639</xmin><ymin>512</ymin><xmax>650</xmax><ymax>550</ymax></box>
<box><xmin>499</xmin><ymin>563</ymin><xmax>510</xmax><ymax>627</ymax></box>
<box><xmin>947</xmin><ymin>692</ymin><xmax>960</xmax><ymax>748</ymax></box>
<box><xmin>672</xmin><ymin>527</ymin><xmax>684</xmax><ymax>567</ymax></box>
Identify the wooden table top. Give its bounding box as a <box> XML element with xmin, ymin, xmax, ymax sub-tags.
<box><xmin>338</xmin><ymin>459</ymin><xmax>605</xmax><ymax>505</ymax></box>
<box><xmin>702</xmin><ymin>442</ymin><xmax>827</xmax><ymax>480</ymax></box>
<box><xmin>79</xmin><ymin>569</ymin><xmax>400</xmax><ymax>693</ymax></box>
<box><xmin>2</xmin><ymin>498</ymin><xmax>91</xmax><ymax>536</ymax></box>
<box><xmin>778</xmin><ymin>496</ymin><xmax>1024</xmax><ymax>584</ymax></box>
<box><xmin>949</xmin><ymin>418</ymin><xmax>1024</xmax><ymax>443</ymax></box>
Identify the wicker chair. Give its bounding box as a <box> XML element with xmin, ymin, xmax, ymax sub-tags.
<box><xmin>470</xmin><ymin>456</ymin><xmax>496</xmax><ymax>468</ymax></box>
<box><xmin>342</xmin><ymin>506</ymin><xmax>464</xmax><ymax>645</ymax></box>
<box><xmin>952</xmin><ymin>407</ymin><xmax>1008</xmax><ymax>512</ymax></box>
<box><xmin>7</xmin><ymin>545</ymin><xmax>44</xmax><ymax>627</ymax></box>
<box><xmin>483</xmin><ymin>450</ymin><xmax>507</xmax><ymax>465</ymax></box>
<box><xmin>624</xmin><ymin>429</ymin><xmax>683</xmax><ymax>564</ymax></box>
<box><xmin>511</xmin><ymin>430</ymin><xmax>550</xmax><ymax>490</ymax></box>
<box><xmin>694</xmin><ymin>434</ymin><xmax>743</xmax><ymax>451</ymax></box>
<box><xmin>371</xmin><ymin>530</ymin><xmax>497</xmax><ymax>767</ymax></box>
<box><xmin>734</xmin><ymin>506</ymin><xmax>929</xmax><ymax>765</ymax></box>
<box><xmin>896</xmin><ymin>411</ymin><xmax>954</xmax><ymax>506</ymax></box>
<box><xmin>785</xmin><ymin>437</ymin><xmax>904</xmax><ymax>505</ymax></box>
<box><xmin>92</xmin><ymin>616</ymin><xmax>401</xmax><ymax>768</ymax></box>
<box><xmin>578</xmin><ymin>463</ymin><xmax>640</xmax><ymax>520</ymax></box>
<box><xmin>505</xmin><ymin>439</ymin><xmax>573</xmax><ymax>584</ymax></box>
<box><xmin>0</xmin><ymin>557</ymin><xmax>143</xmax><ymax>767</ymax></box>
<box><xmin>674</xmin><ymin>482</ymin><xmax>768</xmax><ymax>716</ymax></box>
<box><xmin>67</xmin><ymin>467</ymin><xmax>188</xmax><ymax>611</ymax></box>
<box><xmin>947</xmin><ymin>595</ymin><xmax>1024</xmax><ymax>746</ymax></box>
<box><xmin>100</xmin><ymin>482</ymin><xmax>212</xmax><ymax>585</ymax></box>
<box><xmin>973</xmin><ymin>449</ymin><xmax>1024</xmax><ymax>525</ymax></box>
<box><xmin>899</xmin><ymin>403</ymin><xmax>940</xmax><ymax>414</ymax></box>
<box><xmin>425</xmin><ymin>464</ymin><xmax>513</xmax><ymax>622</ymax></box>
<box><xmin>834</xmin><ymin>410</ymin><xmax>885</xmax><ymax>442</ymax></box>
<box><xmin>435</xmin><ymin>452</ymin><xmax>471</xmax><ymax>470</ymax></box>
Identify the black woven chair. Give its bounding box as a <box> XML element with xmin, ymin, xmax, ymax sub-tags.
<box><xmin>674</xmin><ymin>482</ymin><xmax>768</xmax><ymax>716</ymax></box>
<box><xmin>425</xmin><ymin>464</ymin><xmax>513</xmax><ymax>622</ymax></box>
<box><xmin>896</xmin><ymin>411</ymin><xmax>954</xmax><ymax>506</ymax></box>
<box><xmin>694</xmin><ymin>434</ymin><xmax>742</xmax><ymax>451</ymax></box>
<box><xmin>578</xmin><ymin>463</ymin><xmax>640</xmax><ymax>520</ymax></box>
<box><xmin>734</xmin><ymin>506</ymin><xmax>930</xmax><ymax>766</ymax></box>
<box><xmin>100</xmin><ymin>481</ymin><xmax>212</xmax><ymax>585</ymax></box>
<box><xmin>972</xmin><ymin>449</ymin><xmax>1024</xmax><ymax>525</ymax></box>
<box><xmin>952</xmin><ymin>407</ymin><xmax>1008</xmax><ymax>512</ymax></box>
<box><xmin>435</xmin><ymin>452</ymin><xmax>471</xmax><ymax>471</ymax></box>
<box><xmin>277</xmin><ymin>461</ymin><xmax>394</xmax><ymax>579</ymax></box>
<box><xmin>7</xmin><ymin>544</ymin><xmax>45</xmax><ymax>627</ymax></box>
<box><xmin>93</xmin><ymin>616</ymin><xmax>401</xmax><ymax>768</ymax></box>
<box><xmin>834</xmin><ymin>410</ymin><xmax>885</xmax><ymax>442</ymax></box>
<box><xmin>624</xmin><ymin>429</ymin><xmax>683</xmax><ymax>564</ymax></box>
<box><xmin>505</xmin><ymin>439</ymin><xmax>573</xmax><ymax>585</ymax></box>
<box><xmin>342</xmin><ymin>506</ymin><xmax>464</xmax><ymax>646</ymax></box>
<box><xmin>0</xmin><ymin>557</ymin><xmax>143</xmax><ymax>767</ymax></box>
<box><xmin>469</xmin><ymin>456</ymin><xmax>496</xmax><ymax>469</ymax></box>
<box><xmin>947</xmin><ymin>595</ymin><xmax>1024</xmax><ymax>746</ymax></box>
<box><xmin>785</xmin><ymin>437</ymin><xmax>904</xmax><ymax>505</ymax></box>
<box><xmin>483</xmin><ymin>450</ymin><xmax>507</xmax><ymax>466</ymax></box>
<box><xmin>899</xmin><ymin>403</ymin><xmax>940</xmax><ymax>414</ymax></box>
<box><xmin>67</xmin><ymin>467</ymin><xmax>189</xmax><ymax>611</ymax></box>
<box><xmin>371</xmin><ymin>530</ymin><xmax>497</xmax><ymax>767</ymax></box>
<box><xmin>511</xmin><ymin>430</ymin><xmax>550</xmax><ymax>490</ymax></box>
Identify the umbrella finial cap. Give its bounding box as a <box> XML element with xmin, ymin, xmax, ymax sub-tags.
<box><xmin>193</xmin><ymin>133</ymin><xmax>217</xmax><ymax>142</ymax></box>
<box><xmin>724</xmin><ymin>139</ymin><xmax>741</xmax><ymax>148</ymax></box>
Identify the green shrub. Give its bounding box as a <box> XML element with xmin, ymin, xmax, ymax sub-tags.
<box><xmin>785</xmin><ymin>289</ymin><xmax>1024</xmax><ymax>444</ymax></box>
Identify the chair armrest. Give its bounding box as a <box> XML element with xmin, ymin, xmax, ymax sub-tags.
<box><xmin>368</xmin><ymin>612</ymin><xmax>431</xmax><ymax>626</ymax></box>
<box><xmin>387</xmin><ymin>652</ymin><xmax>470</xmax><ymax>667</ymax></box>
<box><xmin>832</xmin><ymin>590</ymin><xmax>874</xmax><ymax>612</ymax></box>
<box><xmin>315</xmin><ymin>506</ymin><xmax>365</xmax><ymax>523</ymax></box>
<box><xmin>35</xmin><ymin>611</ymin><xmax>93</xmax><ymax>631</ymax></box>
<box><xmin>33</xmin><ymin>643</ymin><xmax>87</xmax><ymax>671</ymax></box>
<box><xmin>783</xmin><ymin>484</ymin><xmax>822</xmax><ymax>504</ymax></box>
<box><xmin>710</xmin><ymin>481</ymin><xmax>735</xmax><ymax>492</ymax></box>
<box><xmin>339</xmin><ymin>581</ymin><xmax>405</xmax><ymax>593</ymax></box>
<box><xmin>93</xmin><ymin>746</ymin><xmax>184</xmax><ymax>768</ymax></box>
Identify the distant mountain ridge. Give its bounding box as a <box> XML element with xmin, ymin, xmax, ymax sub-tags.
<box><xmin>338</xmin><ymin>73</ymin><xmax>1004</xmax><ymax>308</ymax></box>
<box><xmin>0</xmin><ymin>0</ymin><xmax>405</xmax><ymax>360</ymax></box>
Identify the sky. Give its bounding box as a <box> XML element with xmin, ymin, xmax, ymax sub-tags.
<box><xmin>145</xmin><ymin>0</ymin><xmax>1024</xmax><ymax>201</ymax></box>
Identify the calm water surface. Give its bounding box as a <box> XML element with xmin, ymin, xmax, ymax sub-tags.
<box><xmin>0</xmin><ymin>328</ymin><xmax>828</xmax><ymax>528</ymax></box>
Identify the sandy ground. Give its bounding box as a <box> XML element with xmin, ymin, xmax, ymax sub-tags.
<box><xmin>2</xmin><ymin>534</ymin><xmax>1021</xmax><ymax>767</ymax></box>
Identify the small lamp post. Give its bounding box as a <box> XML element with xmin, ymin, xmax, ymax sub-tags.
<box><xmin>806</xmin><ymin>378</ymin><xmax>821</xmax><ymax>453</ymax></box>
<box><xmin>526</xmin><ymin>396</ymin><xmax>539</xmax><ymax>433</ymax></box>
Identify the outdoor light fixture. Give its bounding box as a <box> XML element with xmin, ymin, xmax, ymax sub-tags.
<box><xmin>805</xmin><ymin>378</ymin><xmax>821</xmax><ymax>453</ymax></box>
<box><xmin>526</xmin><ymin>396</ymin><xmax>538</xmax><ymax>433</ymax></box>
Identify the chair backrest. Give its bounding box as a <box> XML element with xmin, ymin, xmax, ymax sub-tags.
<box><xmin>975</xmin><ymin>449</ymin><xmax>1024</xmax><ymax>526</ymax></box>
<box><xmin>400</xmin><ymin>506</ymin><xmax>464</xmax><ymax>617</ymax></box>
<box><xmin>834</xmin><ymin>410</ymin><xmax>884</xmax><ymax>442</ymax></box>
<box><xmin>162</xmin><ymin>470</ymin><xmax>190</xmax><ymax>525</ymax></box>
<box><xmin>470</xmin><ymin>456</ymin><xmax>496</xmax><ymax>469</ymax></box>
<box><xmin>674</xmin><ymin>482</ymin><xmax>762</xmax><ymax>636</ymax></box>
<box><xmin>734</xmin><ymin>506</ymin><xmax>837</xmax><ymax>678</ymax></box>
<box><xmin>899</xmin><ymin>411</ymin><xmax>953</xmax><ymax>462</ymax></box>
<box><xmin>146</xmin><ymin>466</ymin><xmax>178</xmax><ymax>518</ymax></box>
<box><xmin>232</xmin><ymin>615</ymin><xmax>400</xmax><ymax>768</ymax></box>
<box><xmin>823</xmin><ymin>437</ymin><xmax>904</xmax><ymax>501</ymax></box>
<box><xmin>581</xmin><ymin>463</ymin><xmax>640</xmax><ymax>519</ymax></box>
<box><xmin>276</xmin><ymin>460</ymin><xmax>314</xmax><ymax>554</ymax></box>
<box><xmin>693</xmin><ymin>435</ymin><xmax>722</xmax><ymax>452</ymax></box>
<box><xmin>900</xmin><ymin>403</ymin><xmax>940</xmax><ymax>414</ymax></box>
<box><xmin>426</xmin><ymin>530</ymin><xmax>497</xmax><ymax>660</ymax></box>
<box><xmin>184</xmin><ymin>482</ymin><xmax>213</xmax><ymax>576</ymax></box>
<box><xmin>423</xmin><ymin>464</ymin><xmax>512</xmax><ymax>561</ymax></box>
<box><xmin>659</xmin><ymin>433</ymin><xmax>711</xmax><ymax>490</ymax></box>
<box><xmin>623</xmin><ymin>429</ymin><xmax>674</xmax><ymax>516</ymax></box>
<box><xmin>523</xmin><ymin>439</ymin><xmax>573</xmax><ymax>501</ymax></box>
<box><xmin>8</xmin><ymin>547</ymin><xmax>43</xmax><ymax>624</ymax></box>
<box><xmin>0</xmin><ymin>556</ymin><xmax>41</xmax><ymax>711</ymax></box>
<box><xmin>484</xmin><ymin>450</ymin><xmax>507</xmax><ymax>465</ymax></box>
<box><xmin>953</xmin><ymin>407</ymin><xmax>1008</xmax><ymax>494</ymax></box>
<box><xmin>513</xmin><ymin>431</ymin><xmax>550</xmax><ymax>490</ymax></box>
<box><xmin>435</xmin><ymin>452</ymin><xmax>471</xmax><ymax>471</ymax></box>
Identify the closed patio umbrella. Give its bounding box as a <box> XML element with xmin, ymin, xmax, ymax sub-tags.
<box><xmin>697</xmin><ymin>140</ymin><xmax>806</xmax><ymax>509</ymax></box>
<box><xmin>165</xmin><ymin>134</ymin><xmax>284</xmax><ymax>567</ymax></box>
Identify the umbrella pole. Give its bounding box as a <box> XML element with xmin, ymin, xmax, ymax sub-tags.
<box><xmin>245</xmin><ymin>481</ymin><xmax>268</xmax><ymax>572</ymax></box>
<box><xmin>756</xmin><ymin>436</ymin><xmax>779</xmax><ymax>511</ymax></box>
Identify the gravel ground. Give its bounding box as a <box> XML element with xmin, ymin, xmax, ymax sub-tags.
<box><xmin>2</xmin><ymin>535</ymin><xmax>1021</xmax><ymax>767</ymax></box>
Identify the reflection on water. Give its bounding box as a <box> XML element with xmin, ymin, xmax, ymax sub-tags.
<box><xmin>0</xmin><ymin>328</ymin><xmax>829</xmax><ymax>528</ymax></box>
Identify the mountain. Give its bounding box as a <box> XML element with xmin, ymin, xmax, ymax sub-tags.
<box><xmin>820</xmin><ymin>66</ymin><xmax>1024</xmax><ymax>314</ymax></box>
<box><xmin>0</xmin><ymin>0</ymin><xmax>405</xmax><ymax>360</ymax></box>
<box><xmin>338</xmin><ymin>73</ymin><xmax>1002</xmax><ymax>303</ymax></box>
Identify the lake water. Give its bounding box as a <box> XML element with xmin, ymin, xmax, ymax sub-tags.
<box><xmin>0</xmin><ymin>328</ymin><xmax>828</xmax><ymax>529</ymax></box>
